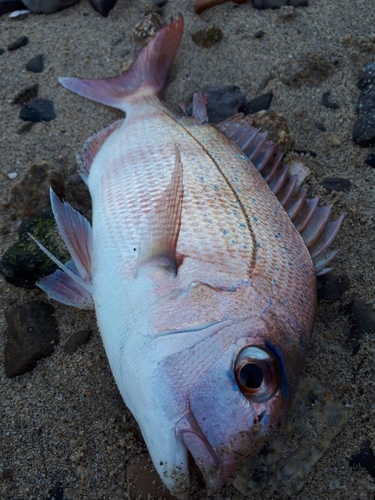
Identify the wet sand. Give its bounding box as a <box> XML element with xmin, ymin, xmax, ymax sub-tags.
<box><xmin>1</xmin><ymin>0</ymin><xmax>375</xmax><ymax>498</ymax></box>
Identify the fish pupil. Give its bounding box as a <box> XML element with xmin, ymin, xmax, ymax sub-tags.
<box><xmin>240</xmin><ymin>363</ymin><xmax>263</xmax><ymax>389</ymax></box>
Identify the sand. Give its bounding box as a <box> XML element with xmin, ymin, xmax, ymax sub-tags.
<box><xmin>0</xmin><ymin>0</ymin><xmax>375</xmax><ymax>498</ymax></box>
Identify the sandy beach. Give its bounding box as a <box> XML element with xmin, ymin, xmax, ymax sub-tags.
<box><xmin>1</xmin><ymin>0</ymin><xmax>375</xmax><ymax>498</ymax></box>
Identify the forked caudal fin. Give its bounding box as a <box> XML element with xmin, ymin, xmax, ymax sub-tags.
<box><xmin>59</xmin><ymin>16</ymin><xmax>184</xmax><ymax>111</ymax></box>
<box><xmin>30</xmin><ymin>189</ymin><xmax>94</xmax><ymax>309</ymax></box>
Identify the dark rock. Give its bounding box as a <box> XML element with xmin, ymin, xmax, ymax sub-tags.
<box><xmin>0</xmin><ymin>0</ymin><xmax>25</xmax><ymax>16</ymax></box>
<box><xmin>0</xmin><ymin>208</ymin><xmax>69</xmax><ymax>289</ymax></box>
<box><xmin>348</xmin><ymin>300</ymin><xmax>375</xmax><ymax>337</ymax></box>
<box><xmin>126</xmin><ymin>455</ymin><xmax>178</xmax><ymax>500</ymax></box>
<box><xmin>279</xmin><ymin>54</ymin><xmax>330</xmax><ymax>87</ymax></box>
<box><xmin>352</xmin><ymin>112</ymin><xmax>375</xmax><ymax>147</ymax></box>
<box><xmin>26</xmin><ymin>54</ymin><xmax>44</xmax><ymax>73</ymax></box>
<box><xmin>243</xmin><ymin>93</ymin><xmax>273</xmax><ymax>114</ymax></box>
<box><xmin>364</xmin><ymin>153</ymin><xmax>375</xmax><ymax>168</ymax></box>
<box><xmin>89</xmin><ymin>0</ymin><xmax>117</xmax><ymax>16</ymax></box>
<box><xmin>318</xmin><ymin>275</ymin><xmax>350</xmax><ymax>301</ymax></box>
<box><xmin>192</xmin><ymin>25</ymin><xmax>223</xmax><ymax>48</ymax></box>
<box><xmin>12</xmin><ymin>83</ymin><xmax>39</xmax><ymax>105</ymax></box>
<box><xmin>7</xmin><ymin>35</ymin><xmax>28</xmax><ymax>51</ymax></box>
<box><xmin>19</xmin><ymin>99</ymin><xmax>56</xmax><ymax>122</ymax></box>
<box><xmin>1</xmin><ymin>468</ymin><xmax>13</xmax><ymax>480</ymax></box>
<box><xmin>22</xmin><ymin>0</ymin><xmax>79</xmax><ymax>13</ymax></box>
<box><xmin>153</xmin><ymin>0</ymin><xmax>167</xmax><ymax>6</ymax></box>
<box><xmin>17</xmin><ymin>122</ymin><xmax>34</xmax><ymax>134</ymax></box>
<box><xmin>4</xmin><ymin>301</ymin><xmax>59</xmax><ymax>378</ymax></box>
<box><xmin>254</xmin><ymin>29</ymin><xmax>264</xmax><ymax>38</ymax></box>
<box><xmin>252</xmin><ymin>0</ymin><xmax>308</xmax><ymax>9</ymax></box>
<box><xmin>314</xmin><ymin>121</ymin><xmax>326</xmax><ymax>132</ymax></box>
<box><xmin>9</xmin><ymin>161</ymin><xmax>65</xmax><ymax>216</ymax></box>
<box><xmin>46</xmin><ymin>481</ymin><xmax>64</xmax><ymax>500</ymax></box>
<box><xmin>191</xmin><ymin>85</ymin><xmax>246</xmax><ymax>123</ymax></box>
<box><xmin>357</xmin><ymin>62</ymin><xmax>375</xmax><ymax>91</ymax></box>
<box><xmin>350</xmin><ymin>447</ymin><xmax>375</xmax><ymax>479</ymax></box>
<box><xmin>321</xmin><ymin>177</ymin><xmax>350</xmax><ymax>192</ymax></box>
<box><xmin>64</xmin><ymin>330</ymin><xmax>92</xmax><ymax>354</ymax></box>
<box><xmin>321</xmin><ymin>90</ymin><xmax>340</xmax><ymax>109</ymax></box>
<box><xmin>0</xmin><ymin>48</ymin><xmax>4</xmax><ymax>55</ymax></box>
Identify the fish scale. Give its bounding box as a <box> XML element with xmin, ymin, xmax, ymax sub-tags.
<box><xmin>32</xmin><ymin>17</ymin><xmax>343</xmax><ymax>497</ymax></box>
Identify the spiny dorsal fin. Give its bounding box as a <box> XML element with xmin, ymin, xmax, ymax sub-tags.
<box><xmin>216</xmin><ymin>113</ymin><xmax>344</xmax><ymax>276</ymax></box>
<box><xmin>137</xmin><ymin>145</ymin><xmax>184</xmax><ymax>274</ymax></box>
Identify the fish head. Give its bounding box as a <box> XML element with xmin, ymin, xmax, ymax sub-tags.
<box><xmin>128</xmin><ymin>276</ymin><xmax>315</xmax><ymax>495</ymax></box>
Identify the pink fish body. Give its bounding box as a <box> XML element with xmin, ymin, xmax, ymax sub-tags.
<box><xmin>35</xmin><ymin>18</ymin><xmax>343</xmax><ymax>497</ymax></box>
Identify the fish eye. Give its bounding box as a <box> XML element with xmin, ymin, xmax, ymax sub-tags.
<box><xmin>234</xmin><ymin>346</ymin><xmax>281</xmax><ymax>402</ymax></box>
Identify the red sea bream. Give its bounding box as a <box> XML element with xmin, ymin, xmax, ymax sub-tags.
<box><xmin>34</xmin><ymin>17</ymin><xmax>344</xmax><ymax>497</ymax></box>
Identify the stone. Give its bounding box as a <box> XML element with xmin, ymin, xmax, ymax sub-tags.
<box><xmin>350</xmin><ymin>447</ymin><xmax>375</xmax><ymax>480</ymax></box>
<box><xmin>7</xmin><ymin>35</ymin><xmax>28</xmax><ymax>51</ymax></box>
<box><xmin>364</xmin><ymin>153</ymin><xmax>375</xmax><ymax>168</ymax></box>
<box><xmin>321</xmin><ymin>177</ymin><xmax>350</xmax><ymax>192</ymax></box>
<box><xmin>19</xmin><ymin>99</ymin><xmax>56</xmax><ymax>122</ymax></box>
<box><xmin>0</xmin><ymin>208</ymin><xmax>69</xmax><ymax>288</ymax></box>
<box><xmin>64</xmin><ymin>330</ymin><xmax>92</xmax><ymax>354</ymax></box>
<box><xmin>192</xmin><ymin>25</ymin><xmax>223</xmax><ymax>49</ymax></box>
<box><xmin>46</xmin><ymin>481</ymin><xmax>64</xmax><ymax>500</ymax></box>
<box><xmin>194</xmin><ymin>0</ymin><xmax>246</xmax><ymax>14</ymax></box>
<box><xmin>357</xmin><ymin>62</ymin><xmax>375</xmax><ymax>91</ymax></box>
<box><xmin>321</xmin><ymin>90</ymin><xmax>340</xmax><ymax>109</ymax></box>
<box><xmin>252</xmin><ymin>0</ymin><xmax>308</xmax><ymax>9</ymax></box>
<box><xmin>243</xmin><ymin>93</ymin><xmax>273</xmax><ymax>114</ymax></box>
<box><xmin>9</xmin><ymin>161</ymin><xmax>65</xmax><ymax>216</ymax></box>
<box><xmin>88</xmin><ymin>0</ymin><xmax>117</xmax><ymax>17</ymax></box>
<box><xmin>25</xmin><ymin>54</ymin><xmax>44</xmax><ymax>73</ymax></box>
<box><xmin>318</xmin><ymin>274</ymin><xmax>350</xmax><ymax>301</ymax></box>
<box><xmin>0</xmin><ymin>0</ymin><xmax>24</xmax><ymax>16</ymax></box>
<box><xmin>22</xmin><ymin>0</ymin><xmax>79</xmax><ymax>13</ymax></box>
<box><xmin>4</xmin><ymin>301</ymin><xmax>59</xmax><ymax>378</ymax></box>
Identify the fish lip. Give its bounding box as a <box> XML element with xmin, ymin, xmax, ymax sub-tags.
<box><xmin>175</xmin><ymin>413</ymin><xmax>226</xmax><ymax>490</ymax></box>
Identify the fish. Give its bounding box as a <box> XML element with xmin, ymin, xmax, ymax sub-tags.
<box><xmin>32</xmin><ymin>16</ymin><xmax>344</xmax><ymax>497</ymax></box>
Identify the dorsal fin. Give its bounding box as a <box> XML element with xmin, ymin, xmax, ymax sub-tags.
<box><xmin>216</xmin><ymin>113</ymin><xmax>344</xmax><ymax>276</ymax></box>
<box><xmin>137</xmin><ymin>145</ymin><xmax>184</xmax><ymax>274</ymax></box>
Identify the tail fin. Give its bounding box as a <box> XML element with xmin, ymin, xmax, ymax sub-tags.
<box><xmin>59</xmin><ymin>16</ymin><xmax>184</xmax><ymax>111</ymax></box>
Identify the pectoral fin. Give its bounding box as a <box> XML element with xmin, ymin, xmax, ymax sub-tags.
<box><xmin>137</xmin><ymin>145</ymin><xmax>183</xmax><ymax>274</ymax></box>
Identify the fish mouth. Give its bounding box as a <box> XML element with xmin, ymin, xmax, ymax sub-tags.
<box><xmin>175</xmin><ymin>413</ymin><xmax>229</xmax><ymax>490</ymax></box>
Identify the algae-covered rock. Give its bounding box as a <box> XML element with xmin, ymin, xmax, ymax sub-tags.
<box><xmin>0</xmin><ymin>208</ymin><xmax>69</xmax><ymax>289</ymax></box>
<box><xmin>192</xmin><ymin>25</ymin><xmax>223</xmax><ymax>48</ymax></box>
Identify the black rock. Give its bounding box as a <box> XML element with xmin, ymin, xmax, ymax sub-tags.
<box><xmin>46</xmin><ymin>481</ymin><xmax>64</xmax><ymax>500</ymax></box>
<box><xmin>194</xmin><ymin>85</ymin><xmax>246</xmax><ymax>123</ymax></box>
<box><xmin>357</xmin><ymin>62</ymin><xmax>375</xmax><ymax>91</ymax></box>
<box><xmin>12</xmin><ymin>83</ymin><xmax>39</xmax><ymax>105</ymax></box>
<box><xmin>153</xmin><ymin>0</ymin><xmax>167</xmax><ymax>6</ymax></box>
<box><xmin>0</xmin><ymin>0</ymin><xmax>25</xmax><ymax>16</ymax></box>
<box><xmin>364</xmin><ymin>153</ymin><xmax>375</xmax><ymax>168</ymax></box>
<box><xmin>350</xmin><ymin>447</ymin><xmax>375</xmax><ymax>479</ymax></box>
<box><xmin>252</xmin><ymin>0</ymin><xmax>308</xmax><ymax>9</ymax></box>
<box><xmin>348</xmin><ymin>300</ymin><xmax>375</xmax><ymax>337</ymax></box>
<box><xmin>318</xmin><ymin>274</ymin><xmax>350</xmax><ymax>301</ymax></box>
<box><xmin>4</xmin><ymin>301</ymin><xmax>59</xmax><ymax>378</ymax></box>
<box><xmin>321</xmin><ymin>177</ymin><xmax>350</xmax><ymax>192</ymax></box>
<box><xmin>19</xmin><ymin>99</ymin><xmax>56</xmax><ymax>122</ymax></box>
<box><xmin>321</xmin><ymin>90</ymin><xmax>340</xmax><ymax>110</ymax></box>
<box><xmin>22</xmin><ymin>0</ymin><xmax>79</xmax><ymax>13</ymax></box>
<box><xmin>254</xmin><ymin>29</ymin><xmax>265</xmax><ymax>38</ymax></box>
<box><xmin>26</xmin><ymin>54</ymin><xmax>44</xmax><ymax>73</ymax></box>
<box><xmin>89</xmin><ymin>0</ymin><xmax>117</xmax><ymax>16</ymax></box>
<box><xmin>353</xmin><ymin>113</ymin><xmax>375</xmax><ymax>147</ymax></box>
<box><xmin>0</xmin><ymin>48</ymin><xmax>4</xmax><ymax>55</ymax></box>
<box><xmin>0</xmin><ymin>208</ymin><xmax>69</xmax><ymax>288</ymax></box>
<box><xmin>7</xmin><ymin>35</ymin><xmax>28</xmax><ymax>51</ymax></box>
<box><xmin>314</xmin><ymin>121</ymin><xmax>326</xmax><ymax>132</ymax></box>
<box><xmin>64</xmin><ymin>330</ymin><xmax>92</xmax><ymax>354</ymax></box>
<box><xmin>243</xmin><ymin>93</ymin><xmax>273</xmax><ymax>115</ymax></box>
<box><xmin>1</xmin><ymin>468</ymin><xmax>13</xmax><ymax>480</ymax></box>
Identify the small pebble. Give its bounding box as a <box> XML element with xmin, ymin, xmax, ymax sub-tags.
<box><xmin>350</xmin><ymin>447</ymin><xmax>375</xmax><ymax>479</ymax></box>
<box><xmin>64</xmin><ymin>330</ymin><xmax>92</xmax><ymax>354</ymax></box>
<box><xmin>321</xmin><ymin>177</ymin><xmax>350</xmax><ymax>192</ymax></box>
<box><xmin>243</xmin><ymin>93</ymin><xmax>273</xmax><ymax>114</ymax></box>
<box><xmin>89</xmin><ymin>0</ymin><xmax>117</xmax><ymax>17</ymax></box>
<box><xmin>19</xmin><ymin>99</ymin><xmax>56</xmax><ymax>122</ymax></box>
<box><xmin>0</xmin><ymin>48</ymin><xmax>4</xmax><ymax>55</ymax></box>
<box><xmin>22</xmin><ymin>0</ymin><xmax>78</xmax><ymax>14</ymax></box>
<box><xmin>7</xmin><ymin>35</ymin><xmax>28</xmax><ymax>51</ymax></box>
<box><xmin>7</xmin><ymin>172</ymin><xmax>18</xmax><ymax>179</ymax></box>
<box><xmin>254</xmin><ymin>29</ymin><xmax>264</xmax><ymax>38</ymax></box>
<box><xmin>25</xmin><ymin>54</ymin><xmax>44</xmax><ymax>73</ymax></box>
<box><xmin>321</xmin><ymin>90</ymin><xmax>340</xmax><ymax>109</ymax></box>
<box><xmin>193</xmin><ymin>0</ymin><xmax>245</xmax><ymax>14</ymax></box>
<box><xmin>314</xmin><ymin>121</ymin><xmax>326</xmax><ymax>132</ymax></box>
<box><xmin>12</xmin><ymin>83</ymin><xmax>39</xmax><ymax>105</ymax></box>
<box><xmin>318</xmin><ymin>274</ymin><xmax>350</xmax><ymax>301</ymax></box>
<box><xmin>4</xmin><ymin>301</ymin><xmax>59</xmax><ymax>378</ymax></box>
<box><xmin>364</xmin><ymin>153</ymin><xmax>375</xmax><ymax>168</ymax></box>
<box><xmin>252</xmin><ymin>0</ymin><xmax>308</xmax><ymax>9</ymax></box>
